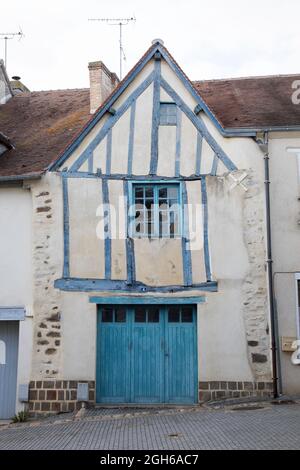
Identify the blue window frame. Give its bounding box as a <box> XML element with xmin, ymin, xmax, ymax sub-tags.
<box><xmin>131</xmin><ymin>183</ymin><xmax>181</xmax><ymax>238</ymax></box>
<box><xmin>160</xmin><ymin>102</ymin><xmax>177</xmax><ymax>126</ymax></box>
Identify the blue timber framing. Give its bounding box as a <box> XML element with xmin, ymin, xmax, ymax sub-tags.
<box><xmin>201</xmin><ymin>176</ymin><xmax>212</xmax><ymax>281</ymax></box>
<box><xmin>149</xmin><ymin>58</ymin><xmax>161</xmax><ymax>175</ymax></box>
<box><xmin>48</xmin><ymin>41</ymin><xmax>257</xmax><ymax>174</ymax></box>
<box><xmin>89</xmin><ymin>296</ymin><xmax>206</xmax><ymax>304</ymax></box>
<box><xmin>61</xmin><ymin>172</ymin><xmax>217</xmax><ymax>180</ymax></box>
<box><xmin>195</xmin><ymin>132</ymin><xmax>203</xmax><ymax>176</ymax></box>
<box><xmin>54</xmin><ymin>278</ymin><xmax>217</xmax><ymax>293</ymax></box>
<box><xmin>181</xmin><ymin>181</ymin><xmax>193</xmax><ymax>286</ymax></box>
<box><xmin>124</xmin><ymin>181</ymin><xmax>136</xmax><ymax>284</ymax></box>
<box><xmin>51</xmin><ymin>43</ymin><xmax>238</xmax><ymax>179</ymax></box>
<box><xmin>127</xmin><ymin>101</ymin><xmax>136</xmax><ymax>175</ymax></box>
<box><xmin>154</xmin><ymin>44</ymin><xmax>256</xmax><ymax>138</ymax></box>
<box><xmin>106</xmin><ymin>130</ymin><xmax>112</xmax><ymax>175</ymax></box>
<box><xmin>175</xmin><ymin>108</ymin><xmax>182</xmax><ymax>177</ymax></box>
<box><xmin>69</xmin><ymin>71</ymin><xmax>155</xmax><ymax>172</ymax></box>
<box><xmin>211</xmin><ymin>154</ymin><xmax>219</xmax><ymax>176</ymax></box>
<box><xmin>53</xmin><ymin>42</ymin><xmax>229</xmax><ymax>295</ymax></box>
<box><xmin>62</xmin><ymin>175</ymin><xmax>70</xmax><ymax>278</ymax></box>
<box><xmin>160</xmin><ymin>77</ymin><xmax>238</xmax><ymax>172</ymax></box>
<box><xmin>101</xmin><ymin>179</ymin><xmax>111</xmax><ymax>279</ymax></box>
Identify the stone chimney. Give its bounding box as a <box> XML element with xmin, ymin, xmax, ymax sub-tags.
<box><xmin>88</xmin><ymin>61</ymin><xmax>119</xmax><ymax>114</ymax></box>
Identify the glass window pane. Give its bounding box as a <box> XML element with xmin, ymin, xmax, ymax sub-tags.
<box><xmin>168</xmin><ymin>306</ymin><xmax>180</xmax><ymax>322</ymax></box>
<box><xmin>102</xmin><ymin>307</ymin><xmax>113</xmax><ymax>322</ymax></box>
<box><xmin>115</xmin><ymin>307</ymin><xmax>126</xmax><ymax>323</ymax></box>
<box><xmin>135</xmin><ymin>307</ymin><xmax>146</xmax><ymax>323</ymax></box>
<box><xmin>148</xmin><ymin>307</ymin><xmax>159</xmax><ymax>323</ymax></box>
<box><xmin>145</xmin><ymin>187</ymin><xmax>154</xmax><ymax>198</ymax></box>
<box><xmin>135</xmin><ymin>199</ymin><xmax>144</xmax><ymax>206</ymax></box>
<box><xmin>181</xmin><ymin>306</ymin><xmax>193</xmax><ymax>322</ymax></box>
<box><xmin>167</xmin><ymin>187</ymin><xmax>178</xmax><ymax>199</ymax></box>
<box><xmin>135</xmin><ymin>187</ymin><xmax>144</xmax><ymax>198</ymax></box>
<box><xmin>159</xmin><ymin>187</ymin><xmax>168</xmax><ymax>199</ymax></box>
<box><xmin>133</xmin><ymin>183</ymin><xmax>180</xmax><ymax>238</ymax></box>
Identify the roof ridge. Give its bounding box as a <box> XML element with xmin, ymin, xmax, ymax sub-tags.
<box><xmin>194</xmin><ymin>72</ymin><xmax>300</xmax><ymax>83</ymax></box>
<box><xmin>29</xmin><ymin>87</ymin><xmax>89</xmax><ymax>93</ymax></box>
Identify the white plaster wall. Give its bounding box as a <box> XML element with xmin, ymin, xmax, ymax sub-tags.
<box><xmin>132</xmin><ymin>84</ymin><xmax>152</xmax><ymax>175</ymax></box>
<box><xmin>61</xmin><ymin>292</ymin><xmax>97</xmax><ymax>379</ymax></box>
<box><xmin>0</xmin><ymin>187</ymin><xmax>33</xmax><ymax>307</ymax></box>
<box><xmin>68</xmin><ymin>177</ymin><xmax>105</xmax><ymax>279</ymax></box>
<box><xmin>109</xmin><ymin>180</ymin><xmax>126</xmax><ymax>280</ymax></box>
<box><xmin>110</xmin><ymin>109</ymin><xmax>131</xmax><ymax>174</ymax></box>
<box><xmin>198</xmin><ymin>176</ymin><xmax>259</xmax><ymax>381</ymax></box>
<box><xmin>198</xmin><ymin>282</ymin><xmax>254</xmax><ymax>381</ymax></box>
<box><xmin>269</xmin><ymin>134</ymin><xmax>300</xmax><ymax>394</ymax></box>
<box><xmin>0</xmin><ymin>186</ymin><xmax>34</xmax><ymax>412</ymax></box>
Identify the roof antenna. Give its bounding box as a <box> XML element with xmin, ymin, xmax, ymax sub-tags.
<box><xmin>88</xmin><ymin>16</ymin><xmax>136</xmax><ymax>80</ymax></box>
<box><xmin>0</xmin><ymin>28</ymin><xmax>24</xmax><ymax>72</ymax></box>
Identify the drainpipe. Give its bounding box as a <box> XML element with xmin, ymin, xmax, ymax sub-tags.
<box><xmin>256</xmin><ymin>131</ymin><xmax>280</xmax><ymax>399</ymax></box>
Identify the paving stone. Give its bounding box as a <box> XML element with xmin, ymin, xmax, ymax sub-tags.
<box><xmin>0</xmin><ymin>404</ymin><xmax>299</xmax><ymax>450</ymax></box>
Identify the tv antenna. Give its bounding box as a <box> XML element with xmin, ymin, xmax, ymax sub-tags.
<box><xmin>0</xmin><ymin>29</ymin><xmax>24</xmax><ymax>70</ymax></box>
<box><xmin>88</xmin><ymin>16</ymin><xmax>136</xmax><ymax>80</ymax></box>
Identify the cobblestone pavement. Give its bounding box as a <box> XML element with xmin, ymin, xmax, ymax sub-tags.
<box><xmin>0</xmin><ymin>403</ymin><xmax>299</xmax><ymax>450</ymax></box>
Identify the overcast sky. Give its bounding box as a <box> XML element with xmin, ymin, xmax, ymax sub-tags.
<box><xmin>2</xmin><ymin>0</ymin><xmax>300</xmax><ymax>91</ymax></box>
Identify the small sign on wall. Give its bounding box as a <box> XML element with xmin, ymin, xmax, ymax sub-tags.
<box><xmin>281</xmin><ymin>336</ymin><xmax>297</xmax><ymax>352</ymax></box>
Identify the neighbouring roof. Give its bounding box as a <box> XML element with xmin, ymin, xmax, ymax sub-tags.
<box><xmin>1</xmin><ymin>48</ymin><xmax>300</xmax><ymax>178</ymax></box>
<box><xmin>194</xmin><ymin>74</ymin><xmax>300</xmax><ymax>130</ymax></box>
<box><xmin>0</xmin><ymin>88</ymin><xmax>90</xmax><ymax>178</ymax></box>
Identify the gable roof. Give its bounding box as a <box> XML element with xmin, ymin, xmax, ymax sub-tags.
<box><xmin>0</xmin><ymin>88</ymin><xmax>90</xmax><ymax>179</ymax></box>
<box><xmin>194</xmin><ymin>74</ymin><xmax>300</xmax><ymax>130</ymax></box>
<box><xmin>1</xmin><ymin>42</ymin><xmax>300</xmax><ymax>179</ymax></box>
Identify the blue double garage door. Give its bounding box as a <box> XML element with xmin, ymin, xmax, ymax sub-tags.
<box><xmin>96</xmin><ymin>304</ymin><xmax>198</xmax><ymax>404</ymax></box>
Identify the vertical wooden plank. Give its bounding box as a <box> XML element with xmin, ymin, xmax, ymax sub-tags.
<box><xmin>123</xmin><ymin>181</ymin><xmax>136</xmax><ymax>284</ymax></box>
<box><xmin>106</xmin><ymin>130</ymin><xmax>112</xmax><ymax>175</ymax></box>
<box><xmin>101</xmin><ymin>179</ymin><xmax>111</xmax><ymax>279</ymax></box>
<box><xmin>175</xmin><ymin>108</ymin><xmax>182</xmax><ymax>177</ymax></box>
<box><xmin>211</xmin><ymin>153</ymin><xmax>218</xmax><ymax>176</ymax></box>
<box><xmin>165</xmin><ymin>306</ymin><xmax>197</xmax><ymax>404</ymax></box>
<box><xmin>201</xmin><ymin>177</ymin><xmax>212</xmax><ymax>281</ymax></box>
<box><xmin>195</xmin><ymin>132</ymin><xmax>203</xmax><ymax>176</ymax></box>
<box><xmin>131</xmin><ymin>306</ymin><xmax>164</xmax><ymax>403</ymax></box>
<box><xmin>127</xmin><ymin>101</ymin><xmax>136</xmax><ymax>175</ymax></box>
<box><xmin>181</xmin><ymin>181</ymin><xmax>193</xmax><ymax>286</ymax></box>
<box><xmin>149</xmin><ymin>59</ymin><xmax>161</xmax><ymax>175</ymax></box>
<box><xmin>96</xmin><ymin>306</ymin><xmax>130</xmax><ymax>403</ymax></box>
<box><xmin>0</xmin><ymin>321</ymin><xmax>19</xmax><ymax>419</ymax></box>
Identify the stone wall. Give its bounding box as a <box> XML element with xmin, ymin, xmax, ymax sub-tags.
<box><xmin>29</xmin><ymin>380</ymin><xmax>95</xmax><ymax>414</ymax></box>
<box><xmin>199</xmin><ymin>380</ymin><xmax>273</xmax><ymax>402</ymax></box>
<box><xmin>241</xmin><ymin>169</ymin><xmax>272</xmax><ymax>379</ymax></box>
<box><xmin>30</xmin><ymin>174</ymin><xmax>64</xmax><ymax>379</ymax></box>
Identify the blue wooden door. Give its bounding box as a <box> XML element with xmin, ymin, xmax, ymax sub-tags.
<box><xmin>96</xmin><ymin>306</ymin><xmax>130</xmax><ymax>403</ymax></box>
<box><xmin>131</xmin><ymin>305</ymin><xmax>164</xmax><ymax>403</ymax></box>
<box><xmin>164</xmin><ymin>306</ymin><xmax>197</xmax><ymax>404</ymax></box>
<box><xmin>96</xmin><ymin>304</ymin><xmax>197</xmax><ymax>404</ymax></box>
<box><xmin>0</xmin><ymin>321</ymin><xmax>19</xmax><ymax>419</ymax></box>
